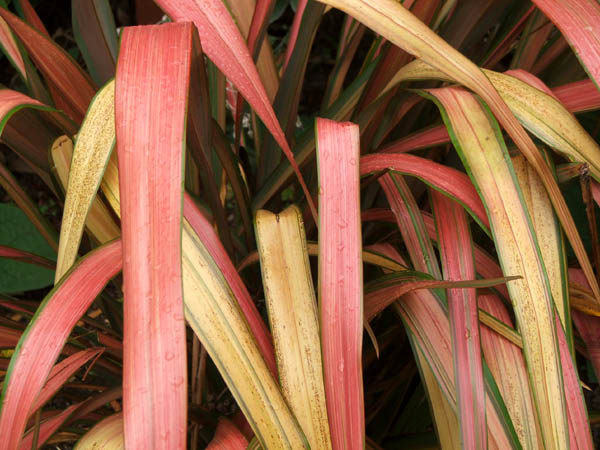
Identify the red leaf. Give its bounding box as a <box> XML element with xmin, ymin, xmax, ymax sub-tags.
<box><xmin>116</xmin><ymin>23</ymin><xmax>190</xmax><ymax>450</ymax></box>
<box><xmin>361</xmin><ymin>153</ymin><xmax>490</xmax><ymax>231</ymax></box>
<box><xmin>0</xmin><ymin>240</ymin><xmax>122</xmax><ymax>450</ymax></box>
<box><xmin>206</xmin><ymin>418</ymin><xmax>248</xmax><ymax>450</ymax></box>
<box><xmin>0</xmin><ymin>245</ymin><xmax>55</xmax><ymax>270</ymax></box>
<box><xmin>18</xmin><ymin>404</ymin><xmax>80</xmax><ymax>450</ymax></box>
<box><xmin>29</xmin><ymin>348</ymin><xmax>104</xmax><ymax>416</ymax></box>
<box><xmin>0</xmin><ymin>7</ymin><xmax>96</xmax><ymax>123</ymax></box>
<box><xmin>531</xmin><ymin>0</ymin><xmax>600</xmax><ymax>89</ymax></box>
<box><xmin>317</xmin><ymin>118</ymin><xmax>364</xmax><ymax>450</ymax></box>
<box><xmin>154</xmin><ymin>0</ymin><xmax>316</xmax><ymax>218</ymax></box>
<box><xmin>183</xmin><ymin>193</ymin><xmax>277</xmax><ymax>376</ymax></box>
<box><xmin>431</xmin><ymin>190</ymin><xmax>486</xmax><ymax>449</ymax></box>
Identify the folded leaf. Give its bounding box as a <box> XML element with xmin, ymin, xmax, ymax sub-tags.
<box><xmin>255</xmin><ymin>206</ymin><xmax>332</xmax><ymax>450</ymax></box>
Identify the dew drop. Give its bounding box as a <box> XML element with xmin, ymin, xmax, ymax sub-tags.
<box><xmin>172</xmin><ymin>376</ymin><xmax>184</xmax><ymax>388</ymax></box>
<box><xmin>165</xmin><ymin>351</ymin><xmax>175</xmax><ymax>361</ymax></box>
<box><xmin>338</xmin><ymin>360</ymin><xmax>345</xmax><ymax>373</ymax></box>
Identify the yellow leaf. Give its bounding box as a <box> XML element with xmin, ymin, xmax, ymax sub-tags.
<box><xmin>255</xmin><ymin>206</ymin><xmax>332</xmax><ymax>450</ymax></box>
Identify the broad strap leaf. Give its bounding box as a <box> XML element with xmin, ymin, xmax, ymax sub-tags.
<box><xmin>317</xmin><ymin>118</ymin><xmax>364</xmax><ymax>450</ymax></box>
<box><xmin>431</xmin><ymin>189</ymin><xmax>486</xmax><ymax>449</ymax></box>
<box><xmin>255</xmin><ymin>206</ymin><xmax>333</xmax><ymax>450</ymax></box>
<box><xmin>51</xmin><ymin>135</ymin><xmax>120</xmax><ymax>251</ymax></box>
<box><xmin>530</xmin><ymin>0</ymin><xmax>600</xmax><ymax>89</ymax></box>
<box><xmin>478</xmin><ymin>294</ymin><xmax>542</xmax><ymax>449</ymax></box>
<box><xmin>55</xmin><ymin>81</ymin><xmax>117</xmax><ymax>282</ymax></box>
<box><xmin>116</xmin><ymin>23</ymin><xmax>189</xmax><ymax>450</ymax></box>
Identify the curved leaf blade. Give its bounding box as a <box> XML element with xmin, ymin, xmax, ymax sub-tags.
<box><xmin>0</xmin><ymin>7</ymin><xmax>96</xmax><ymax>123</ymax></box>
<box><xmin>55</xmin><ymin>81</ymin><xmax>117</xmax><ymax>282</ymax></box>
<box><xmin>0</xmin><ymin>240</ymin><xmax>122</xmax><ymax>450</ymax></box>
<box><xmin>74</xmin><ymin>412</ymin><xmax>124</xmax><ymax>450</ymax></box>
<box><xmin>154</xmin><ymin>0</ymin><xmax>316</xmax><ymax>218</ymax></box>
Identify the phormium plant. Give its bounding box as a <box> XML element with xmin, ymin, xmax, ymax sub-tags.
<box><xmin>0</xmin><ymin>0</ymin><xmax>599</xmax><ymax>448</ymax></box>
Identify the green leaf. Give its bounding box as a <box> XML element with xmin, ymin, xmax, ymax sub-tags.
<box><xmin>0</xmin><ymin>203</ymin><xmax>55</xmax><ymax>292</ymax></box>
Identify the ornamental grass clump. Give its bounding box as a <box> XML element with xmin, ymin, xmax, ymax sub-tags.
<box><xmin>0</xmin><ymin>0</ymin><xmax>599</xmax><ymax>448</ymax></box>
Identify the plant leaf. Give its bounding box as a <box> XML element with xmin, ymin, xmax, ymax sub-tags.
<box><xmin>206</xmin><ymin>417</ymin><xmax>248</xmax><ymax>450</ymax></box>
<box><xmin>365</xmin><ymin>273</ymin><xmax>517</xmax><ymax>321</ymax></box>
<box><xmin>19</xmin><ymin>404</ymin><xmax>80</xmax><ymax>450</ymax></box>
<box><xmin>51</xmin><ymin>135</ymin><xmax>120</xmax><ymax>249</ymax></box>
<box><xmin>478</xmin><ymin>294</ymin><xmax>542</xmax><ymax>449</ymax></box>
<box><xmin>74</xmin><ymin>412</ymin><xmax>124</xmax><ymax>450</ymax></box>
<box><xmin>0</xmin><ymin>16</ymin><xmax>26</xmax><ymax>79</ymax></box>
<box><xmin>0</xmin><ymin>160</ymin><xmax>58</xmax><ymax>252</ymax></box>
<box><xmin>431</xmin><ymin>189</ymin><xmax>486</xmax><ymax>449</ymax></box>
<box><xmin>181</xmin><ymin>217</ymin><xmax>309</xmax><ymax>448</ymax></box>
<box><xmin>0</xmin><ymin>245</ymin><xmax>55</xmax><ymax>270</ymax></box>
<box><xmin>55</xmin><ymin>81</ymin><xmax>117</xmax><ymax>282</ymax></box>
<box><xmin>0</xmin><ymin>7</ymin><xmax>96</xmax><ymax>123</ymax></box>
<box><xmin>315</xmin><ymin>0</ymin><xmax>599</xmax><ymax>304</ymax></box>
<box><xmin>530</xmin><ymin>0</ymin><xmax>600</xmax><ymax>89</ymax></box>
<box><xmin>154</xmin><ymin>0</ymin><xmax>316</xmax><ymax>219</ymax></box>
<box><xmin>425</xmin><ymin>86</ymin><xmax>569</xmax><ymax>449</ymax></box>
<box><xmin>368</xmin><ymin>245</ymin><xmax>518</xmax><ymax>448</ymax></box>
<box><xmin>255</xmin><ymin>206</ymin><xmax>333</xmax><ymax>450</ymax></box>
<box><xmin>316</xmin><ymin>118</ymin><xmax>364</xmax><ymax>450</ymax></box>
<box><xmin>183</xmin><ymin>194</ymin><xmax>277</xmax><ymax>375</ymax></box>
<box><xmin>360</xmin><ymin>153</ymin><xmax>490</xmax><ymax>233</ymax></box>
<box><xmin>116</xmin><ymin>23</ymin><xmax>189</xmax><ymax>449</ymax></box>
<box><xmin>0</xmin><ymin>240</ymin><xmax>122</xmax><ymax>450</ymax></box>
<box><xmin>72</xmin><ymin>0</ymin><xmax>118</xmax><ymax>86</ymax></box>
<box><xmin>29</xmin><ymin>347</ymin><xmax>104</xmax><ymax>415</ymax></box>
<box><xmin>512</xmin><ymin>154</ymin><xmax>572</xmax><ymax>345</ymax></box>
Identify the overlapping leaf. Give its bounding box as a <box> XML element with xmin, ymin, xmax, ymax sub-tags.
<box><xmin>116</xmin><ymin>23</ymin><xmax>189</xmax><ymax>449</ymax></box>
<box><xmin>317</xmin><ymin>118</ymin><xmax>364</xmax><ymax>450</ymax></box>
<box><xmin>0</xmin><ymin>240</ymin><xmax>122</xmax><ymax>450</ymax></box>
